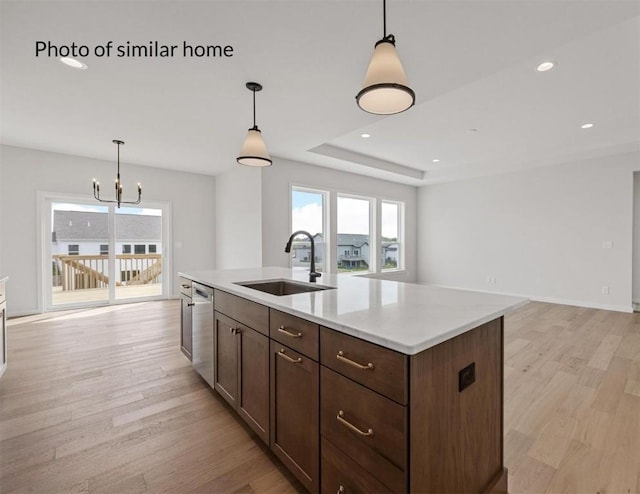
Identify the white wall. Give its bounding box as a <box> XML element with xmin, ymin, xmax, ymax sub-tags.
<box><xmin>0</xmin><ymin>145</ymin><xmax>216</xmax><ymax>316</ymax></box>
<box><xmin>261</xmin><ymin>157</ymin><xmax>417</xmax><ymax>282</ymax></box>
<box><xmin>633</xmin><ymin>172</ymin><xmax>640</xmax><ymax>304</ymax></box>
<box><xmin>215</xmin><ymin>165</ymin><xmax>263</xmax><ymax>269</ymax></box>
<box><xmin>418</xmin><ymin>152</ymin><xmax>639</xmax><ymax>312</ymax></box>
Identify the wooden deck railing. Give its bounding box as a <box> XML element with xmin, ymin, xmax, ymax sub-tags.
<box><xmin>52</xmin><ymin>254</ymin><xmax>162</xmax><ymax>291</ymax></box>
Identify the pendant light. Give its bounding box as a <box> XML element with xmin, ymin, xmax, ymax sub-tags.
<box><xmin>92</xmin><ymin>140</ymin><xmax>142</xmax><ymax>208</ymax></box>
<box><xmin>356</xmin><ymin>0</ymin><xmax>415</xmax><ymax>115</ymax></box>
<box><xmin>237</xmin><ymin>82</ymin><xmax>272</xmax><ymax>167</ymax></box>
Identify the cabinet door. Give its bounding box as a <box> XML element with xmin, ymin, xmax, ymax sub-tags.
<box><xmin>180</xmin><ymin>295</ymin><xmax>192</xmax><ymax>359</ymax></box>
<box><xmin>270</xmin><ymin>341</ymin><xmax>319</xmax><ymax>493</ymax></box>
<box><xmin>0</xmin><ymin>303</ymin><xmax>5</xmax><ymax>367</ymax></box>
<box><xmin>214</xmin><ymin>312</ymin><xmax>238</xmax><ymax>408</ymax></box>
<box><xmin>238</xmin><ymin>325</ymin><xmax>270</xmax><ymax>444</ymax></box>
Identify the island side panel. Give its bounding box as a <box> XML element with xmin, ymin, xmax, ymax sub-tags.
<box><xmin>409</xmin><ymin>317</ymin><xmax>504</xmax><ymax>493</ymax></box>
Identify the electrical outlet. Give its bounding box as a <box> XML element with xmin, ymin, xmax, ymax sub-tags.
<box><xmin>491</xmin><ymin>276</ymin><xmax>497</xmax><ymax>284</ymax></box>
<box><xmin>486</xmin><ymin>275</ymin><xmax>492</xmax><ymax>284</ymax></box>
<box><xmin>459</xmin><ymin>362</ymin><xmax>476</xmax><ymax>392</ymax></box>
<box><xmin>602</xmin><ymin>240</ymin><xmax>613</xmax><ymax>249</ymax></box>
<box><xmin>602</xmin><ymin>286</ymin><xmax>610</xmax><ymax>295</ymax></box>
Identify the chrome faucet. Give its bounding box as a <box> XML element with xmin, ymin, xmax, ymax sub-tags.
<box><xmin>285</xmin><ymin>230</ymin><xmax>321</xmax><ymax>283</ymax></box>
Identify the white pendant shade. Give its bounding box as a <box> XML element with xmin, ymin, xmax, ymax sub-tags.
<box><xmin>237</xmin><ymin>128</ymin><xmax>272</xmax><ymax>167</ymax></box>
<box><xmin>356</xmin><ymin>39</ymin><xmax>415</xmax><ymax>115</ymax></box>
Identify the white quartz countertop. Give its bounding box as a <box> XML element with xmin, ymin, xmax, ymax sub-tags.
<box><xmin>179</xmin><ymin>267</ymin><xmax>528</xmax><ymax>355</ymax></box>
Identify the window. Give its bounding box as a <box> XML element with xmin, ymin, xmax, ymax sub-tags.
<box><xmin>134</xmin><ymin>244</ymin><xmax>146</xmax><ymax>254</ymax></box>
<box><xmin>100</xmin><ymin>244</ymin><xmax>109</xmax><ymax>255</ymax></box>
<box><xmin>122</xmin><ymin>244</ymin><xmax>131</xmax><ymax>254</ymax></box>
<box><xmin>291</xmin><ymin>187</ymin><xmax>326</xmax><ymax>272</ymax></box>
<box><xmin>289</xmin><ymin>186</ymin><xmax>405</xmax><ymax>276</ymax></box>
<box><xmin>68</xmin><ymin>244</ymin><xmax>79</xmax><ymax>256</ymax></box>
<box><xmin>148</xmin><ymin>244</ymin><xmax>157</xmax><ymax>253</ymax></box>
<box><xmin>381</xmin><ymin>201</ymin><xmax>402</xmax><ymax>271</ymax></box>
<box><xmin>337</xmin><ymin>196</ymin><xmax>371</xmax><ymax>272</ymax></box>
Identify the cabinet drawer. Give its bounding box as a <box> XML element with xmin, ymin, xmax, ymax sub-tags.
<box><xmin>321</xmin><ymin>367</ymin><xmax>406</xmax><ymax>494</ymax></box>
<box><xmin>270</xmin><ymin>310</ymin><xmax>319</xmax><ymax>360</ymax></box>
<box><xmin>320</xmin><ymin>327</ymin><xmax>407</xmax><ymax>404</ymax></box>
<box><xmin>321</xmin><ymin>437</ymin><xmax>393</xmax><ymax>494</ymax></box>
<box><xmin>178</xmin><ymin>277</ymin><xmax>192</xmax><ymax>297</ymax></box>
<box><xmin>214</xmin><ymin>290</ymin><xmax>269</xmax><ymax>335</ymax></box>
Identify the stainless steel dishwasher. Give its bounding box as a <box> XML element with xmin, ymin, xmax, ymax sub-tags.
<box><xmin>192</xmin><ymin>282</ymin><xmax>214</xmax><ymax>387</ymax></box>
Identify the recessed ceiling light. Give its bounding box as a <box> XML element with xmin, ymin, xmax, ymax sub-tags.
<box><xmin>432</xmin><ymin>159</ymin><xmax>440</xmax><ymax>163</ymax></box>
<box><xmin>536</xmin><ymin>61</ymin><xmax>555</xmax><ymax>72</ymax></box>
<box><xmin>581</xmin><ymin>123</ymin><xmax>594</xmax><ymax>129</ymax></box>
<box><xmin>59</xmin><ymin>57</ymin><xmax>88</xmax><ymax>70</ymax></box>
<box><xmin>360</xmin><ymin>133</ymin><xmax>371</xmax><ymax>138</ymax></box>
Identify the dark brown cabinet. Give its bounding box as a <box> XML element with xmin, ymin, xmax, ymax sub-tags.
<box><xmin>179</xmin><ymin>277</ymin><xmax>192</xmax><ymax>360</ymax></box>
<box><xmin>214</xmin><ymin>311</ymin><xmax>270</xmax><ymax>444</ymax></box>
<box><xmin>182</xmin><ymin>280</ymin><xmax>506</xmax><ymax>494</ymax></box>
<box><xmin>270</xmin><ymin>341</ymin><xmax>319</xmax><ymax>493</ymax></box>
<box><xmin>0</xmin><ymin>277</ymin><xmax>6</xmax><ymax>375</ymax></box>
<box><xmin>238</xmin><ymin>321</ymin><xmax>270</xmax><ymax>443</ymax></box>
<box><xmin>214</xmin><ymin>311</ymin><xmax>239</xmax><ymax>408</ymax></box>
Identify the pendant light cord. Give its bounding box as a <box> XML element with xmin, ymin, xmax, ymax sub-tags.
<box><xmin>383</xmin><ymin>0</ymin><xmax>387</xmax><ymax>38</ymax></box>
<box><xmin>252</xmin><ymin>89</ymin><xmax>257</xmax><ymax>129</ymax></box>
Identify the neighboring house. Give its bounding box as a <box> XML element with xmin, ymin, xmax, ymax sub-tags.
<box><xmin>292</xmin><ymin>233</ymin><xmax>391</xmax><ymax>270</ymax></box>
<box><xmin>52</xmin><ymin>210</ymin><xmax>162</xmax><ymax>257</ymax></box>
<box><xmin>381</xmin><ymin>240</ymin><xmax>398</xmax><ymax>267</ymax></box>
<box><xmin>52</xmin><ymin>210</ymin><xmax>162</xmax><ymax>286</ymax></box>
<box><xmin>335</xmin><ymin>234</ymin><xmax>370</xmax><ymax>269</ymax></box>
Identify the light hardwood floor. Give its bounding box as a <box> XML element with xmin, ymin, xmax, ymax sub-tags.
<box><xmin>0</xmin><ymin>300</ymin><xmax>638</xmax><ymax>493</ymax></box>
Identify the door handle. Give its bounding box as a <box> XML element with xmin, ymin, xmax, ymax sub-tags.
<box><xmin>336</xmin><ymin>410</ymin><xmax>374</xmax><ymax>437</ymax></box>
<box><xmin>278</xmin><ymin>326</ymin><xmax>302</xmax><ymax>338</ymax></box>
<box><xmin>277</xmin><ymin>348</ymin><xmax>302</xmax><ymax>364</ymax></box>
<box><xmin>337</xmin><ymin>351</ymin><xmax>374</xmax><ymax>370</ymax></box>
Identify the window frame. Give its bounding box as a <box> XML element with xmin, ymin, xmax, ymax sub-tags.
<box><xmin>290</xmin><ymin>186</ymin><xmax>329</xmax><ymax>273</ymax></box>
<box><xmin>289</xmin><ymin>185</ymin><xmax>405</xmax><ymax>276</ymax></box>
<box><xmin>336</xmin><ymin>193</ymin><xmax>375</xmax><ymax>275</ymax></box>
<box><xmin>380</xmin><ymin>200</ymin><xmax>404</xmax><ymax>272</ymax></box>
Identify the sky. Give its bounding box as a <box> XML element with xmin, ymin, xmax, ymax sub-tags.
<box><xmin>291</xmin><ymin>190</ymin><xmax>398</xmax><ymax>238</ymax></box>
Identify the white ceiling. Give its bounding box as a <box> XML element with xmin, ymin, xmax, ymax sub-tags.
<box><xmin>1</xmin><ymin>1</ymin><xmax>639</xmax><ymax>186</ymax></box>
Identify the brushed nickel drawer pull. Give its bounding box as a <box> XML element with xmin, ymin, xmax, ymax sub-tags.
<box><xmin>337</xmin><ymin>351</ymin><xmax>374</xmax><ymax>370</ymax></box>
<box><xmin>229</xmin><ymin>327</ymin><xmax>240</xmax><ymax>334</ymax></box>
<box><xmin>337</xmin><ymin>410</ymin><xmax>374</xmax><ymax>437</ymax></box>
<box><xmin>181</xmin><ymin>284</ymin><xmax>190</xmax><ymax>289</ymax></box>
<box><xmin>278</xmin><ymin>325</ymin><xmax>302</xmax><ymax>338</ymax></box>
<box><xmin>278</xmin><ymin>348</ymin><xmax>302</xmax><ymax>364</ymax></box>
<box><xmin>337</xmin><ymin>486</ymin><xmax>345</xmax><ymax>494</ymax></box>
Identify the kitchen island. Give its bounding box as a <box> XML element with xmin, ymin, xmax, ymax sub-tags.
<box><xmin>179</xmin><ymin>267</ymin><xmax>527</xmax><ymax>494</ymax></box>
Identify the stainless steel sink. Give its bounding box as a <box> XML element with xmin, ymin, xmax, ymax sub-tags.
<box><xmin>235</xmin><ymin>279</ymin><xmax>335</xmax><ymax>296</ymax></box>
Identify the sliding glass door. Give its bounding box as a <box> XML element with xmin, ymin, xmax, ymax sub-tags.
<box><xmin>114</xmin><ymin>206</ymin><xmax>163</xmax><ymax>300</ymax></box>
<box><xmin>50</xmin><ymin>202</ymin><xmax>111</xmax><ymax>306</ymax></box>
<box><xmin>43</xmin><ymin>195</ymin><xmax>169</xmax><ymax>310</ymax></box>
